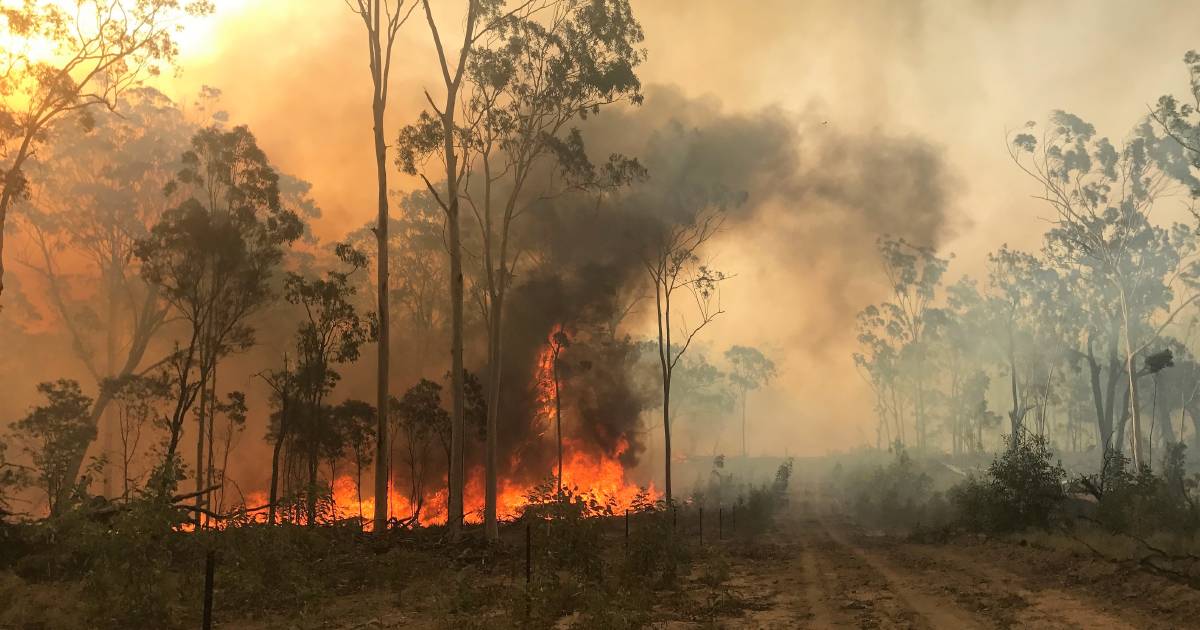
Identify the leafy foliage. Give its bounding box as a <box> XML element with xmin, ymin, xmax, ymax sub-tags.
<box><xmin>10</xmin><ymin>380</ymin><xmax>98</xmax><ymax>515</ymax></box>
<box><xmin>950</xmin><ymin>435</ymin><xmax>1067</xmax><ymax>533</ymax></box>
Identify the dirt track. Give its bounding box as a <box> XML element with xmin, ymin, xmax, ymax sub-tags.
<box><xmin>723</xmin><ymin>487</ymin><xmax>1200</xmax><ymax>629</ymax></box>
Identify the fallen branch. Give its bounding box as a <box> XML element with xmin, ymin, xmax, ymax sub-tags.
<box><xmin>1062</xmin><ymin>518</ymin><xmax>1200</xmax><ymax>588</ymax></box>
<box><xmin>177</xmin><ymin>504</ymin><xmax>226</xmax><ymax>522</ymax></box>
<box><xmin>171</xmin><ymin>484</ymin><xmax>223</xmax><ymax>504</ymax></box>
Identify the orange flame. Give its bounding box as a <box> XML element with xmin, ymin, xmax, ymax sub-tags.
<box><xmin>268</xmin><ymin>332</ymin><xmax>659</xmax><ymax>530</ymax></box>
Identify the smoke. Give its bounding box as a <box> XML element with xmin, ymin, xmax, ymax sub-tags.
<box><xmin>479</xmin><ymin>84</ymin><xmax>957</xmax><ymax>478</ymax></box>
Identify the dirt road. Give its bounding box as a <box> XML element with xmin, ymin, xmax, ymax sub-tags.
<box><xmin>723</xmin><ymin>488</ymin><xmax>1200</xmax><ymax>629</ymax></box>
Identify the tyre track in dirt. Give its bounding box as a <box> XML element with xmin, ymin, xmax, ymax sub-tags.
<box><xmin>725</xmin><ymin>512</ymin><xmax>842</xmax><ymax>628</ymax></box>
<box><xmin>783</xmin><ymin>490</ymin><xmax>953</xmax><ymax>628</ymax></box>
<box><xmin>810</xmin><ymin>514</ymin><xmax>982</xmax><ymax>629</ymax></box>
<box><xmin>783</xmin><ymin>487</ymin><xmax>1196</xmax><ymax>629</ymax></box>
<box><xmin>893</xmin><ymin>542</ymin><xmax>1143</xmax><ymax>629</ymax></box>
<box><xmin>733</xmin><ymin>492</ymin><xmax>933</xmax><ymax>628</ymax></box>
<box><xmin>721</xmin><ymin>484</ymin><xmax>1200</xmax><ymax>629</ymax></box>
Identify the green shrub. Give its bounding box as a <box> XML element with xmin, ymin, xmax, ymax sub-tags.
<box><xmin>1083</xmin><ymin>444</ymin><xmax>1200</xmax><ymax>535</ymax></box>
<box><xmin>621</xmin><ymin>502</ymin><xmax>690</xmax><ymax>589</ymax></box>
<box><xmin>950</xmin><ymin>434</ymin><xmax>1066</xmax><ymax>533</ymax></box>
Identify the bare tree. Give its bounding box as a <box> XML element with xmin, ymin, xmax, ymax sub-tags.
<box><xmin>346</xmin><ymin>0</ymin><xmax>418</xmax><ymax>534</ymax></box>
<box><xmin>105</xmin><ymin>373</ymin><xmax>171</xmax><ymax>499</ymax></box>
<box><xmin>643</xmin><ymin>209</ymin><xmax>727</xmax><ymax>505</ymax></box>
<box><xmin>0</xmin><ymin>0</ymin><xmax>213</xmax><ymax>301</ymax></box>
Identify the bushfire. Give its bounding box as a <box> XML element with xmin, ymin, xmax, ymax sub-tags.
<box><xmin>244</xmin><ymin>335</ymin><xmax>658</xmax><ymax>529</ymax></box>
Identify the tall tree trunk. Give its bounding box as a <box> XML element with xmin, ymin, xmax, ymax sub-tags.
<box><xmin>662</xmin><ymin>375</ymin><xmax>672</xmax><ymax>505</ymax></box>
<box><xmin>655</xmin><ymin>281</ymin><xmax>674</xmax><ymax>505</ymax></box>
<box><xmin>443</xmin><ymin>117</ymin><xmax>467</xmax><ymax>540</ymax></box>
<box><xmin>1118</xmin><ymin>287</ymin><xmax>1144</xmax><ymax>468</ymax></box>
<box><xmin>1154</xmin><ymin>377</ymin><xmax>1175</xmax><ymax>452</ymax></box>
<box><xmin>483</xmin><ymin>292</ymin><xmax>503</xmax><ymax>541</ymax></box>
<box><xmin>307</xmin><ymin>446</ymin><xmax>319</xmax><ymax>527</ymax></box>
<box><xmin>195</xmin><ymin>366</ymin><xmax>209</xmax><ymax>521</ymax></box>
<box><xmin>102</xmin><ymin>257</ymin><xmax>120</xmax><ymax>498</ymax></box>
<box><xmin>206</xmin><ymin>365</ymin><xmax>218</xmax><ymax>517</ymax></box>
<box><xmin>371</xmin><ymin>88</ymin><xmax>391</xmax><ymax>534</ymax></box>
<box><xmin>1188</xmin><ymin>403</ymin><xmax>1200</xmax><ymax>453</ymax></box>
<box><xmin>447</xmin><ymin>201</ymin><xmax>465</xmax><ymax>537</ymax></box>
<box><xmin>1085</xmin><ymin>339</ymin><xmax>1109</xmax><ymax>450</ymax></box>
<box><xmin>268</xmin><ymin>401</ymin><xmax>286</xmax><ymax>526</ymax></box>
<box><xmin>554</xmin><ymin>349</ymin><xmax>563</xmax><ymax>493</ymax></box>
<box><xmin>1007</xmin><ymin>326</ymin><xmax>1023</xmax><ymax>451</ymax></box>
<box><xmin>1115</xmin><ymin>384</ymin><xmax>1132</xmax><ymax>454</ymax></box>
<box><xmin>741</xmin><ymin>387</ymin><xmax>747</xmax><ymax>458</ymax></box>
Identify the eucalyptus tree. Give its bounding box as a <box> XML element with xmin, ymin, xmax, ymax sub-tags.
<box><xmin>1010</xmin><ymin>113</ymin><xmax>1200</xmax><ymax>467</ymax></box>
<box><xmin>260</xmin><ymin>357</ymin><xmax>295</xmax><ymax>526</ymax></box>
<box><xmin>134</xmin><ymin>125</ymin><xmax>303</xmax><ymax>496</ymax></box>
<box><xmin>404</xmin><ymin>0</ymin><xmax>645</xmax><ymax>539</ymax></box>
<box><xmin>724</xmin><ymin>346</ymin><xmax>776</xmax><ymax>458</ymax></box>
<box><xmin>467</xmin><ymin>0</ymin><xmax>646</xmax><ymax>540</ymax></box>
<box><xmin>334</xmin><ymin>399</ymin><xmax>375</xmax><ymax>525</ymax></box>
<box><xmin>644</xmin><ymin>208</ymin><xmax>728</xmax><ymax>505</ymax></box>
<box><xmin>281</xmin><ymin>243</ymin><xmax>375</xmax><ymax>526</ymax></box>
<box><xmin>1133</xmin><ymin>339</ymin><xmax>1199</xmax><ymax>455</ymax></box>
<box><xmin>13</xmin><ymin>88</ymin><xmax>192</xmax><ymax>495</ymax></box>
<box><xmin>0</xmin><ymin>0</ymin><xmax>214</xmax><ymax>301</ymax></box>
<box><xmin>854</xmin><ymin>311</ymin><xmax>904</xmax><ymax>448</ymax></box>
<box><xmin>393</xmin><ymin>379</ymin><xmax>449</xmax><ymax>521</ymax></box>
<box><xmin>1152</xmin><ymin>50</ymin><xmax>1200</xmax><ymax>175</ymax></box>
<box><xmin>856</xmin><ymin>236</ymin><xmax>950</xmax><ymax>451</ymax></box>
<box><xmin>346</xmin><ymin>0</ymin><xmax>419</xmax><ymax>534</ymax></box>
<box><xmin>10</xmin><ymin>380</ymin><xmax>98</xmax><ymax>515</ymax></box>
<box><xmin>398</xmin><ymin>0</ymin><xmax>487</xmax><ymax>538</ymax></box>
<box><xmin>935</xmin><ymin>277</ymin><xmax>992</xmax><ymax>453</ymax></box>
<box><xmin>985</xmin><ymin>246</ymin><xmax>1073</xmax><ymax>450</ymax></box>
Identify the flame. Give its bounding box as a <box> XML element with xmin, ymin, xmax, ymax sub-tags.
<box><xmin>227</xmin><ymin>331</ymin><xmax>659</xmax><ymax>531</ymax></box>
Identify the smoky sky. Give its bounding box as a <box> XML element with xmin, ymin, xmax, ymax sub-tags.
<box><xmin>6</xmin><ymin>0</ymin><xmax>1200</xmax><ymax>467</ymax></box>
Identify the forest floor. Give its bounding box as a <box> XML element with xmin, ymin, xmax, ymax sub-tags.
<box><xmin>204</xmin><ymin>484</ymin><xmax>1200</xmax><ymax>629</ymax></box>
<box><xmin>714</xmin><ymin>485</ymin><xmax>1200</xmax><ymax>629</ymax></box>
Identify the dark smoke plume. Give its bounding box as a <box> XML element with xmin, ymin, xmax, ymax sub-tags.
<box><xmin>487</xmin><ymin>84</ymin><xmax>958</xmax><ymax>478</ymax></box>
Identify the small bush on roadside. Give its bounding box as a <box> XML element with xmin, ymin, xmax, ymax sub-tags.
<box><xmin>731</xmin><ymin>459</ymin><xmax>794</xmax><ymax>537</ymax></box>
<box><xmin>950</xmin><ymin>434</ymin><xmax>1066</xmax><ymax>533</ymax></box>
<box><xmin>837</xmin><ymin>448</ymin><xmax>948</xmax><ymax>532</ymax></box>
<box><xmin>621</xmin><ymin>501</ymin><xmax>691</xmax><ymax>589</ymax></box>
<box><xmin>1083</xmin><ymin>444</ymin><xmax>1200</xmax><ymax>536</ymax></box>
<box><xmin>521</xmin><ymin>480</ymin><xmax>615</xmax><ymax>581</ymax></box>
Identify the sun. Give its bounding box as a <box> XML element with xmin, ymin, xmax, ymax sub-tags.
<box><xmin>171</xmin><ymin>0</ymin><xmax>254</xmax><ymax>65</ymax></box>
